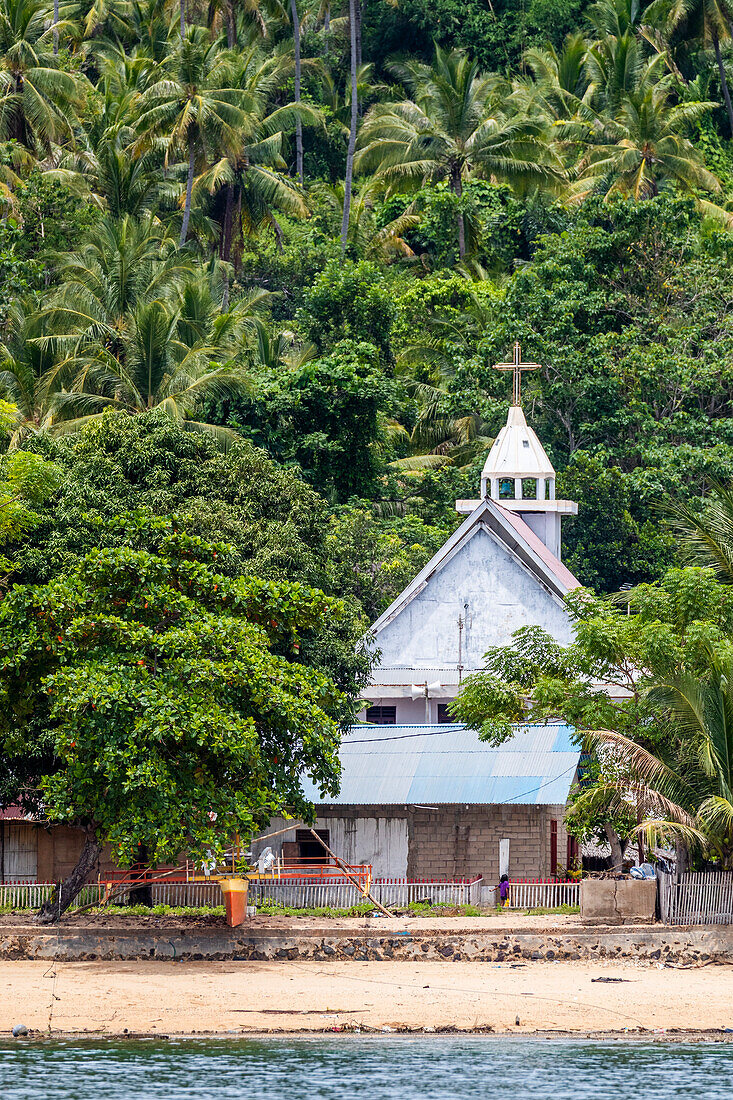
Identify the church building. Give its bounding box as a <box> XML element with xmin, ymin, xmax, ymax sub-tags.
<box><xmin>260</xmin><ymin>346</ymin><xmax>585</xmax><ymax>888</ymax></box>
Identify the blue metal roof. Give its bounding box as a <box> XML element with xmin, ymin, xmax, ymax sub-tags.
<box><xmin>302</xmin><ymin>723</ymin><xmax>580</xmax><ymax>807</ymax></box>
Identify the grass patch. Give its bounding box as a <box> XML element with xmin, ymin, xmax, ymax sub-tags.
<box><xmin>0</xmin><ymin>901</ymin><xmax>579</xmax><ymax>919</ymax></box>
<box><xmin>254</xmin><ymin>901</ymin><xmax>374</xmax><ymax>918</ymax></box>
<box><xmin>519</xmin><ymin>904</ymin><xmax>580</xmax><ymax>915</ymax></box>
<box><xmin>90</xmin><ymin>903</ymin><xmax>227</xmax><ymax>917</ymax></box>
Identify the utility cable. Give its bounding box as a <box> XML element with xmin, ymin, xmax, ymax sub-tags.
<box><xmin>289</xmin><ymin>961</ymin><xmax>647</xmax><ymax>1030</ymax></box>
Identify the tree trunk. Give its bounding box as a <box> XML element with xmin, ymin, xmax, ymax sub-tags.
<box><xmin>271</xmin><ymin>213</ymin><xmax>284</xmax><ymax>253</ymax></box>
<box><xmin>713</xmin><ymin>32</ymin><xmax>733</xmax><ymax>137</ymax></box>
<box><xmin>225</xmin><ymin>0</ymin><xmax>235</xmax><ymax>46</ymax></box>
<box><xmin>129</xmin><ymin>844</ymin><xmax>153</xmax><ymax>907</ymax></box>
<box><xmin>355</xmin><ymin>0</ymin><xmax>363</xmax><ymax>67</ymax></box>
<box><xmin>323</xmin><ymin>3</ymin><xmax>330</xmax><ymax>56</ymax></box>
<box><xmin>675</xmin><ymin>837</ymin><xmax>690</xmax><ymax>880</ymax></box>
<box><xmin>53</xmin><ymin>0</ymin><xmax>59</xmax><ymax>54</ymax></box>
<box><xmin>604</xmin><ymin>822</ymin><xmax>624</xmax><ymax>875</ymax></box>
<box><xmin>221</xmin><ymin>181</ymin><xmax>234</xmax><ymax>261</ymax></box>
<box><xmin>450</xmin><ymin>162</ymin><xmax>465</xmax><ymax>259</ymax></box>
<box><xmin>233</xmin><ymin>187</ymin><xmax>242</xmax><ymax>273</ymax></box>
<box><xmin>37</xmin><ymin>831</ymin><xmax>102</xmax><ymax>923</ymax></box>
<box><xmin>291</xmin><ymin>0</ymin><xmax>303</xmax><ymax>185</ymax></box>
<box><xmin>180</xmin><ymin>139</ymin><xmax>195</xmax><ymax>247</ymax></box>
<box><xmin>180</xmin><ymin>0</ymin><xmax>186</xmax><ymax>37</ymax></box>
<box><xmin>340</xmin><ymin>0</ymin><xmax>358</xmax><ymax>257</ymax></box>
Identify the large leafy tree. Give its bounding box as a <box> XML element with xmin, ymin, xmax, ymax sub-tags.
<box><xmin>0</xmin><ymin>399</ymin><xmax>62</xmax><ymax>569</ymax></box>
<box><xmin>218</xmin><ymin>339</ymin><xmax>398</xmax><ymax>501</ymax></box>
<box><xmin>0</xmin><ymin>517</ymin><xmax>359</xmax><ymax>919</ymax></box>
<box><xmin>10</xmin><ymin>410</ymin><xmax>371</xmax><ymax>694</ymax></box>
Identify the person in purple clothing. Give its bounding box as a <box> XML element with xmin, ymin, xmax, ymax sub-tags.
<box><xmin>499</xmin><ymin>874</ymin><xmax>510</xmax><ymax>908</ymax></box>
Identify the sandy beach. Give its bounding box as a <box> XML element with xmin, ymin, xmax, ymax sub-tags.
<box><xmin>1</xmin><ymin>956</ymin><xmax>732</xmax><ymax>1037</ymax></box>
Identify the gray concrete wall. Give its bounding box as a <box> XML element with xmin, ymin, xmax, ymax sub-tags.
<box><xmin>581</xmin><ymin>879</ymin><xmax>657</xmax><ymax>924</ymax></box>
<box><xmin>3</xmin><ymin>923</ymin><xmax>731</xmax><ymax>965</ymax></box>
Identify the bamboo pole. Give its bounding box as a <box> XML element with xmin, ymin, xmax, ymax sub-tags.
<box><xmin>307</xmin><ymin>827</ymin><xmax>394</xmax><ymax>918</ymax></box>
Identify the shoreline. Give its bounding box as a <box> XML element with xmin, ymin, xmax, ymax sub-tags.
<box><xmin>3</xmin><ymin>956</ymin><xmax>733</xmax><ymax>1038</ymax></box>
<box><xmin>6</xmin><ymin>1029</ymin><xmax>733</xmax><ymax>1043</ymax></box>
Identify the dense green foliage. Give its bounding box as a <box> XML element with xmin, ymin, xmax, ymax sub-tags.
<box><xmin>3</xmin><ymin>0</ymin><xmax>733</xmax><ymax>900</ymax></box>
<box><xmin>0</xmin><ymin>0</ymin><xmax>728</xmax><ymax>591</ymax></box>
<box><xmin>0</xmin><ymin>520</ymin><xmax>350</xmax><ymax>862</ymax></box>
<box><xmin>451</xmin><ymin>567</ymin><xmax>733</xmax><ymax>865</ymax></box>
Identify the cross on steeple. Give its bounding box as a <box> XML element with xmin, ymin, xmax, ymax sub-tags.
<box><xmin>493</xmin><ymin>341</ymin><xmax>541</xmax><ymax>407</ymax></box>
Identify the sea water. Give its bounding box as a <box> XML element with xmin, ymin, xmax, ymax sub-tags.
<box><xmin>1</xmin><ymin>1036</ymin><xmax>732</xmax><ymax>1099</ymax></box>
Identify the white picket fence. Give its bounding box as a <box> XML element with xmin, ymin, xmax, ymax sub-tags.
<box><xmin>104</xmin><ymin>883</ymin><xmax>223</xmax><ymax>906</ymax></box>
<box><xmin>0</xmin><ymin>882</ymin><xmax>104</xmax><ymax>910</ymax></box>
<box><xmin>0</xmin><ymin>877</ymin><xmax>483</xmax><ymax>911</ymax></box>
<box><xmin>508</xmin><ymin>879</ymin><xmax>580</xmax><ymax>909</ymax></box>
<box><xmin>249</xmin><ymin>876</ymin><xmax>484</xmax><ymax>909</ymax></box>
<box><xmin>659</xmin><ymin>871</ymin><xmax>733</xmax><ymax>925</ymax></box>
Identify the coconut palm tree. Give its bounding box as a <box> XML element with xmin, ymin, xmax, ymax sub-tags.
<box><xmin>48</xmin><ymin>59</ymin><xmax>166</xmax><ymax>216</ymax></box>
<box><xmin>588</xmin><ymin>655</ymin><xmax>733</xmax><ymax>866</ymax></box>
<box><xmin>34</xmin><ymin>217</ymin><xmax>259</xmax><ymax>438</ymax></box>
<box><xmin>191</xmin><ymin>45</ymin><xmax>315</xmax><ymax>264</ymax></box>
<box><xmin>341</xmin><ymin>0</ymin><xmax>358</xmax><ymax>255</ymax></box>
<box><xmin>518</xmin><ymin>33</ymin><xmax>592</xmax><ymax>123</ymax></box>
<box><xmin>0</xmin><ymin>300</ymin><xmax>63</xmax><ymax>446</ymax></box>
<box><xmin>665</xmin><ymin>0</ymin><xmax>733</xmax><ymax>133</ymax></box>
<box><xmin>356</xmin><ymin>45</ymin><xmax>558</xmax><ymax>259</ymax></box>
<box><xmin>135</xmin><ymin>26</ymin><xmax>250</xmax><ymax>246</ymax></box>
<box><xmin>0</xmin><ymin>0</ymin><xmax>83</xmax><ymax>154</ymax></box>
<box><xmin>567</xmin><ymin>56</ymin><xmax>720</xmax><ymax>198</ymax></box>
<box><xmin>665</xmin><ymin>481</ymin><xmax>733</xmax><ymax>583</ymax></box>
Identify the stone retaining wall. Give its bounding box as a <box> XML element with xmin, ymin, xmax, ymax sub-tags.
<box><xmin>1</xmin><ymin>924</ymin><xmax>731</xmax><ymax>966</ymax></box>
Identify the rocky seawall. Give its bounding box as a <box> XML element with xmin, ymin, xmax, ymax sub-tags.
<box><xmin>1</xmin><ymin>923</ymin><xmax>731</xmax><ymax>965</ymax></box>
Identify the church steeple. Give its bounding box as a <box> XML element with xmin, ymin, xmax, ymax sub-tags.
<box><xmin>480</xmin><ymin>404</ymin><xmax>556</xmax><ymax>502</ymax></box>
<box><xmin>455</xmin><ymin>343</ymin><xmax>578</xmax><ymax>561</ymax></box>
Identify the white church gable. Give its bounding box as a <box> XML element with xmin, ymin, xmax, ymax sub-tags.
<box><xmin>374</xmin><ymin>522</ymin><xmax>575</xmax><ymax>678</ymax></box>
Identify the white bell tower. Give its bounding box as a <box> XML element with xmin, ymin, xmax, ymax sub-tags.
<box><xmin>456</xmin><ymin>343</ymin><xmax>577</xmax><ymax>561</ymax></box>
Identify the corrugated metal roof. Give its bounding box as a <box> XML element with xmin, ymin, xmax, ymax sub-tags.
<box><xmin>302</xmin><ymin>723</ymin><xmax>580</xmax><ymax>807</ymax></box>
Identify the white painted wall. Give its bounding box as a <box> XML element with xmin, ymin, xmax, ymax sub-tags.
<box><xmin>374</xmin><ymin>527</ymin><xmax>574</xmax><ymax>678</ymax></box>
<box><xmin>315</xmin><ymin>816</ymin><xmax>408</xmax><ymax>877</ymax></box>
<box><xmin>360</xmin><ymin>698</ymin><xmax>449</xmax><ymax>723</ymax></box>
<box><xmin>251</xmin><ymin>816</ymin><xmax>408</xmax><ymax>877</ymax></box>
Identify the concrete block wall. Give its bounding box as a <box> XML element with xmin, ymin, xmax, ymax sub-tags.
<box><xmin>406</xmin><ymin>804</ymin><xmax>570</xmax><ymax>882</ymax></box>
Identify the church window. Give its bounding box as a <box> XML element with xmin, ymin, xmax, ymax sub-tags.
<box><xmin>437</xmin><ymin>703</ymin><xmax>455</xmax><ymax>724</ymax></box>
<box><xmin>366</xmin><ymin>705</ymin><xmax>396</xmax><ymax>724</ymax></box>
